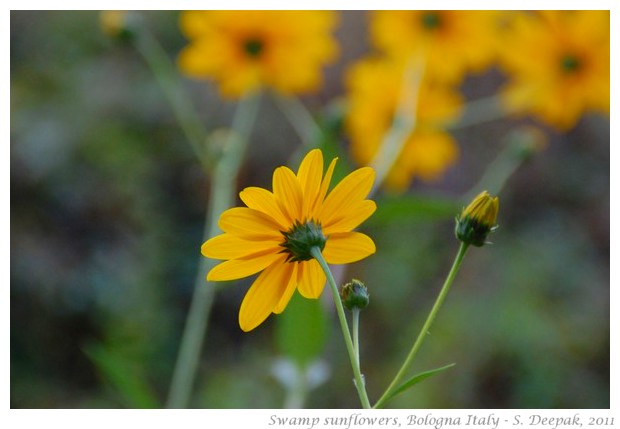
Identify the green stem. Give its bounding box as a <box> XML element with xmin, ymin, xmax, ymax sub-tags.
<box><xmin>373</xmin><ymin>242</ymin><xmax>470</xmax><ymax>409</ymax></box>
<box><xmin>132</xmin><ymin>19</ymin><xmax>213</xmax><ymax>171</ymax></box>
<box><xmin>448</xmin><ymin>94</ymin><xmax>510</xmax><ymax>131</ymax></box>
<box><xmin>166</xmin><ymin>94</ymin><xmax>261</xmax><ymax>408</ymax></box>
<box><xmin>370</xmin><ymin>54</ymin><xmax>425</xmax><ymax>196</ymax></box>
<box><xmin>310</xmin><ymin>247</ymin><xmax>371</xmax><ymax>409</ymax></box>
<box><xmin>274</xmin><ymin>94</ymin><xmax>322</xmax><ymax>149</ymax></box>
<box><xmin>352</xmin><ymin>308</ymin><xmax>361</xmax><ymax>369</ymax></box>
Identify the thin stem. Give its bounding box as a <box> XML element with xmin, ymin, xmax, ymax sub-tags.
<box><xmin>370</xmin><ymin>54</ymin><xmax>426</xmax><ymax>195</ymax></box>
<box><xmin>310</xmin><ymin>247</ymin><xmax>372</xmax><ymax>409</ymax></box>
<box><xmin>166</xmin><ymin>94</ymin><xmax>261</xmax><ymax>408</ymax></box>
<box><xmin>283</xmin><ymin>364</ymin><xmax>309</xmax><ymax>409</ymax></box>
<box><xmin>448</xmin><ymin>94</ymin><xmax>510</xmax><ymax>131</ymax></box>
<box><xmin>352</xmin><ymin>308</ymin><xmax>361</xmax><ymax>369</ymax></box>
<box><xmin>274</xmin><ymin>94</ymin><xmax>322</xmax><ymax>149</ymax></box>
<box><xmin>132</xmin><ymin>19</ymin><xmax>213</xmax><ymax>171</ymax></box>
<box><xmin>373</xmin><ymin>242</ymin><xmax>470</xmax><ymax>409</ymax></box>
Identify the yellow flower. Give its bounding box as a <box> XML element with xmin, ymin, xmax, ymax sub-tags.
<box><xmin>370</xmin><ymin>10</ymin><xmax>500</xmax><ymax>84</ymax></box>
<box><xmin>498</xmin><ymin>11</ymin><xmax>610</xmax><ymax>130</ymax></box>
<box><xmin>455</xmin><ymin>191</ymin><xmax>499</xmax><ymax>247</ymax></box>
<box><xmin>344</xmin><ymin>57</ymin><xmax>462</xmax><ymax>191</ymax></box>
<box><xmin>178</xmin><ymin>11</ymin><xmax>338</xmax><ymax>99</ymax></box>
<box><xmin>202</xmin><ymin>149</ymin><xmax>377</xmax><ymax>331</ymax></box>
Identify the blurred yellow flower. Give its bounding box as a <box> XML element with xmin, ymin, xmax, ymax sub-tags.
<box><xmin>178</xmin><ymin>10</ymin><xmax>338</xmax><ymax>98</ymax></box>
<box><xmin>345</xmin><ymin>58</ymin><xmax>462</xmax><ymax>191</ymax></box>
<box><xmin>202</xmin><ymin>149</ymin><xmax>376</xmax><ymax>331</ymax></box>
<box><xmin>370</xmin><ymin>10</ymin><xmax>499</xmax><ymax>84</ymax></box>
<box><xmin>498</xmin><ymin>11</ymin><xmax>610</xmax><ymax>130</ymax></box>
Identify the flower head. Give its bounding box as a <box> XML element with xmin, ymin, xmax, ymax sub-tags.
<box><xmin>178</xmin><ymin>11</ymin><xmax>339</xmax><ymax>98</ymax></box>
<box><xmin>345</xmin><ymin>57</ymin><xmax>462</xmax><ymax>191</ymax></box>
<box><xmin>498</xmin><ymin>11</ymin><xmax>609</xmax><ymax>130</ymax></box>
<box><xmin>370</xmin><ymin>11</ymin><xmax>500</xmax><ymax>84</ymax></box>
<box><xmin>202</xmin><ymin>149</ymin><xmax>377</xmax><ymax>331</ymax></box>
<box><xmin>455</xmin><ymin>191</ymin><xmax>499</xmax><ymax>247</ymax></box>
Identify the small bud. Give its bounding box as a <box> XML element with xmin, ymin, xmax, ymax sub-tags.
<box><xmin>455</xmin><ymin>191</ymin><xmax>499</xmax><ymax>247</ymax></box>
<box><xmin>340</xmin><ymin>279</ymin><xmax>369</xmax><ymax>310</ymax></box>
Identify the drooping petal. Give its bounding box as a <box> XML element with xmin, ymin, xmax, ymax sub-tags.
<box><xmin>272</xmin><ymin>166</ymin><xmax>304</xmax><ymax>224</ymax></box>
<box><xmin>318</xmin><ymin>167</ymin><xmax>375</xmax><ymax>223</ymax></box>
<box><xmin>296</xmin><ymin>149</ymin><xmax>323</xmax><ymax>217</ymax></box>
<box><xmin>273</xmin><ymin>263</ymin><xmax>299</xmax><ymax>314</ymax></box>
<box><xmin>323</xmin><ymin>199</ymin><xmax>377</xmax><ymax>235</ymax></box>
<box><xmin>207</xmin><ymin>252</ymin><xmax>283</xmax><ymax>281</ymax></box>
<box><xmin>238</xmin><ymin>256</ymin><xmax>293</xmax><ymax>331</ymax></box>
<box><xmin>322</xmin><ymin>231</ymin><xmax>376</xmax><ymax>264</ymax></box>
<box><xmin>201</xmin><ymin>234</ymin><xmax>281</xmax><ymax>260</ymax></box>
<box><xmin>296</xmin><ymin>259</ymin><xmax>326</xmax><ymax>299</ymax></box>
<box><xmin>239</xmin><ymin>187</ymin><xmax>289</xmax><ymax>229</ymax></box>
<box><xmin>218</xmin><ymin>207</ymin><xmax>283</xmax><ymax>239</ymax></box>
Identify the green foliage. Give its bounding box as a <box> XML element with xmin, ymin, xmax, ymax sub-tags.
<box><xmin>385</xmin><ymin>363</ymin><xmax>456</xmax><ymax>405</ymax></box>
<box><xmin>274</xmin><ymin>292</ymin><xmax>328</xmax><ymax>368</ymax></box>
<box><xmin>83</xmin><ymin>342</ymin><xmax>160</xmax><ymax>408</ymax></box>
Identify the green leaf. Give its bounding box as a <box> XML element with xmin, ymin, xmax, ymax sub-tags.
<box><xmin>388</xmin><ymin>363</ymin><xmax>456</xmax><ymax>403</ymax></box>
<box><xmin>274</xmin><ymin>291</ymin><xmax>328</xmax><ymax>368</ymax></box>
<box><xmin>369</xmin><ymin>194</ymin><xmax>460</xmax><ymax>225</ymax></box>
<box><xmin>83</xmin><ymin>342</ymin><xmax>160</xmax><ymax>408</ymax></box>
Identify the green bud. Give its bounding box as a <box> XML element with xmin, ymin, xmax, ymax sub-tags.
<box><xmin>340</xmin><ymin>279</ymin><xmax>369</xmax><ymax>310</ymax></box>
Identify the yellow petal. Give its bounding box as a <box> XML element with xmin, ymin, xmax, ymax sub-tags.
<box><xmin>238</xmin><ymin>256</ymin><xmax>293</xmax><ymax>331</ymax></box>
<box><xmin>323</xmin><ymin>199</ymin><xmax>377</xmax><ymax>235</ymax></box>
<box><xmin>239</xmin><ymin>187</ymin><xmax>289</xmax><ymax>229</ymax></box>
<box><xmin>296</xmin><ymin>149</ymin><xmax>323</xmax><ymax>217</ymax></box>
<box><xmin>201</xmin><ymin>234</ymin><xmax>280</xmax><ymax>260</ymax></box>
<box><xmin>273</xmin><ymin>263</ymin><xmax>299</xmax><ymax>314</ymax></box>
<box><xmin>323</xmin><ymin>231</ymin><xmax>376</xmax><ymax>264</ymax></box>
<box><xmin>207</xmin><ymin>252</ymin><xmax>282</xmax><ymax>281</ymax></box>
<box><xmin>296</xmin><ymin>259</ymin><xmax>326</xmax><ymax>299</ymax></box>
<box><xmin>310</xmin><ymin>157</ymin><xmax>338</xmax><ymax>216</ymax></box>
<box><xmin>272</xmin><ymin>166</ymin><xmax>303</xmax><ymax>224</ymax></box>
<box><xmin>218</xmin><ymin>207</ymin><xmax>282</xmax><ymax>239</ymax></box>
<box><xmin>319</xmin><ymin>167</ymin><xmax>375</xmax><ymax>223</ymax></box>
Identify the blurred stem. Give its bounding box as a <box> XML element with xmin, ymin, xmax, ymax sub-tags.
<box><xmin>464</xmin><ymin>127</ymin><xmax>544</xmax><ymax>201</ymax></box>
<box><xmin>448</xmin><ymin>95</ymin><xmax>510</xmax><ymax>130</ymax></box>
<box><xmin>283</xmin><ymin>364</ymin><xmax>309</xmax><ymax>409</ymax></box>
<box><xmin>274</xmin><ymin>94</ymin><xmax>322</xmax><ymax>149</ymax></box>
<box><xmin>132</xmin><ymin>20</ymin><xmax>213</xmax><ymax>171</ymax></box>
<box><xmin>310</xmin><ymin>247</ymin><xmax>371</xmax><ymax>409</ymax></box>
<box><xmin>166</xmin><ymin>94</ymin><xmax>261</xmax><ymax>408</ymax></box>
<box><xmin>373</xmin><ymin>242</ymin><xmax>470</xmax><ymax>409</ymax></box>
<box><xmin>370</xmin><ymin>54</ymin><xmax>425</xmax><ymax>195</ymax></box>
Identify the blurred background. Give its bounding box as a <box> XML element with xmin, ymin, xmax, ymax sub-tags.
<box><xmin>11</xmin><ymin>10</ymin><xmax>609</xmax><ymax>408</ymax></box>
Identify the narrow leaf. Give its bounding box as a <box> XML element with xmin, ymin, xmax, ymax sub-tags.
<box><xmin>388</xmin><ymin>363</ymin><xmax>456</xmax><ymax>402</ymax></box>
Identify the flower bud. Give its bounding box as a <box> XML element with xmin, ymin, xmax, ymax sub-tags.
<box><xmin>455</xmin><ymin>191</ymin><xmax>499</xmax><ymax>247</ymax></box>
<box><xmin>340</xmin><ymin>279</ymin><xmax>369</xmax><ymax>310</ymax></box>
<box><xmin>100</xmin><ymin>11</ymin><xmax>136</xmax><ymax>41</ymax></box>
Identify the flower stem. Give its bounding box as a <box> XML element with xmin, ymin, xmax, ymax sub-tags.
<box><xmin>370</xmin><ymin>54</ymin><xmax>425</xmax><ymax>195</ymax></box>
<box><xmin>373</xmin><ymin>242</ymin><xmax>470</xmax><ymax>409</ymax></box>
<box><xmin>131</xmin><ymin>18</ymin><xmax>213</xmax><ymax>171</ymax></box>
<box><xmin>166</xmin><ymin>94</ymin><xmax>260</xmax><ymax>408</ymax></box>
<box><xmin>352</xmin><ymin>308</ymin><xmax>361</xmax><ymax>369</ymax></box>
<box><xmin>274</xmin><ymin>95</ymin><xmax>322</xmax><ymax>149</ymax></box>
<box><xmin>310</xmin><ymin>247</ymin><xmax>372</xmax><ymax>409</ymax></box>
<box><xmin>448</xmin><ymin>94</ymin><xmax>510</xmax><ymax>130</ymax></box>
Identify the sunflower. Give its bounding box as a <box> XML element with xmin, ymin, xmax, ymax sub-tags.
<box><xmin>345</xmin><ymin>57</ymin><xmax>462</xmax><ymax>191</ymax></box>
<box><xmin>498</xmin><ymin>11</ymin><xmax>609</xmax><ymax>130</ymax></box>
<box><xmin>370</xmin><ymin>10</ymin><xmax>499</xmax><ymax>84</ymax></box>
<box><xmin>178</xmin><ymin>10</ymin><xmax>338</xmax><ymax>98</ymax></box>
<box><xmin>202</xmin><ymin>149</ymin><xmax>376</xmax><ymax>331</ymax></box>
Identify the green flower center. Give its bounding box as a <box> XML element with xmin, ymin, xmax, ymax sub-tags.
<box><xmin>560</xmin><ymin>54</ymin><xmax>581</xmax><ymax>74</ymax></box>
<box><xmin>243</xmin><ymin>38</ymin><xmax>264</xmax><ymax>58</ymax></box>
<box><xmin>421</xmin><ymin>11</ymin><xmax>441</xmax><ymax>30</ymax></box>
<box><xmin>280</xmin><ymin>220</ymin><xmax>327</xmax><ymax>262</ymax></box>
